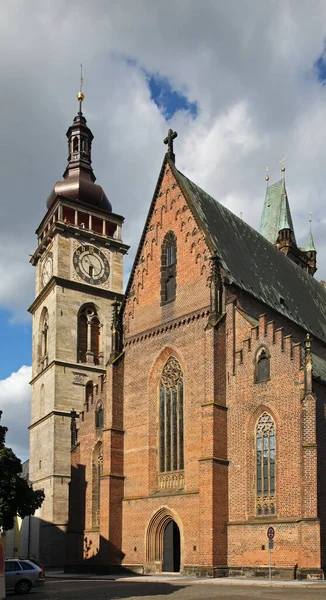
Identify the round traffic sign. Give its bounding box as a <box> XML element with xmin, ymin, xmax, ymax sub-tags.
<box><xmin>267</xmin><ymin>526</ymin><xmax>275</xmax><ymax>540</ymax></box>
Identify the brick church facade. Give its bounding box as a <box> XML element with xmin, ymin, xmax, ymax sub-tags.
<box><xmin>66</xmin><ymin>130</ymin><xmax>326</xmax><ymax>579</ymax></box>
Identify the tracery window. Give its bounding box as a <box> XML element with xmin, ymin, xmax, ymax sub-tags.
<box><xmin>256</xmin><ymin>412</ymin><xmax>276</xmax><ymax>516</ymax></box>
<box><xmin>255</xmin><ymin>348</ymin><xmax>270</xmax><ymax>382</ymax></box>
<box><xmin>161</xmin><ymin>232</ymin><xmax>177</xmax><ymax>304</ymax></box>
<box><xmin>159</xmin><ymin>357</ymin><xmax>184</xmax><ymax>473</ymax></box>
<box><xmin>77</xmin><ymin>305</ymin><xmax>101</xmax><ymax>365</ymax></box>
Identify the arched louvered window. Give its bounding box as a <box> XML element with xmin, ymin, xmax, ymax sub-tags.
<box><xmin>255</xmin><ymin>347</ymin><xmax>270</xmax><ymax>382</ymax></box>
<box><xmin>159</xmin><ymin>357</ymin><xmax>184</xmax><ymax>473</ymax></box>
<box><xmin>256</xmin><ymin>412</ymin><xmax>276</xmax><ymax>516</ymax></box>
<box><xmin>73</xmin><ymin>136</ymin><xmax>79</xmax><ymax>153</ymax></box>
<box><xmin>161</xmin><ymin>232</ymin><xmax>177</xmax><ymax>304</ymax></box>
<box><xmin>77</xmin><ymin>305</ymin><xmax>101</xmax><ymax>365</ymax></box>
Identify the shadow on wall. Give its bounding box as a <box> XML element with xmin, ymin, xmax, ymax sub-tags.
<box><xmin>66</xmin><ymin>463</ymin><xmax>125</xmax><ymax>574</ymax></box>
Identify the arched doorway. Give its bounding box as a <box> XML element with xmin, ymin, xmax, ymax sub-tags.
<box><xmin>146</xmin><ymin>508</ymin><xmax>182</xmax><ymax>573</ymax></box>
<box><xmin>163</xmin><ymin>520</ymin><xmax>180</xmax><ymax>572</ymax></box>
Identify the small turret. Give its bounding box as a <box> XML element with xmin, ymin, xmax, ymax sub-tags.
<box><xmin>304</xmin><ymin>214</ymin><xmax>317</xmax><ymax>275</ymax></box>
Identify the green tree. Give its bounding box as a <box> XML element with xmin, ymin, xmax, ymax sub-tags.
<box><xmin>0</xmin><ymin>410</ymin><xmax>44</xmax><ymax>531</ymax></box>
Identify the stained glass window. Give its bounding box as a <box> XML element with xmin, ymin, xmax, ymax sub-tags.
<box><xmin>256</xmin><ymin>412</ymin><xmax>276</xmax><ymax>516</ymax></box>
<box><xmin>159</xmin><ymin>357</ymin><xmax>184</xmax><ymax>473</ymax></box>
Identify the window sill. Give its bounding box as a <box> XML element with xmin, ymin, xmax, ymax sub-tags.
<box><xmin>161</xmin><ymin>298</ymin><xmax>176</xmax><ymax>307</ymax></box>
<box><xmin>254</xmin><ymin>377</ymin><xmax>271</xmax><ymax>384</ymax></box>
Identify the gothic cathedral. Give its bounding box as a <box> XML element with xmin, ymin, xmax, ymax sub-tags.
<box><xmin>28</xmin><ymin>95</ymin><xmax>128</xmax><ymax>565</ymax></box>
<box><xmin>30</xmin><ymin>98</ymin><xmax>326</xmax><ymax>579</ymax></box>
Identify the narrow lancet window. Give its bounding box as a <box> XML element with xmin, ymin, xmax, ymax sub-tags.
<box><xmin>159</xmin><ymin>357</ymin><xmax>184</xmax><ymax>473</ymax></box>
<box><xmin>161</xmin><ymin>232</ymin><xmax>177</xmax><ymax>303</ymax></box>
<box><xmin>256</xmin><ymin>412</ymin><xmax>276</xmax><ymax>516</ymax></box>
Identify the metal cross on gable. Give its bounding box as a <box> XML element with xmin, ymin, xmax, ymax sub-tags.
<box><xmin>164</xmin><ymin>128</ymin><xmax>178</xmax><ymax>163</ymax></box>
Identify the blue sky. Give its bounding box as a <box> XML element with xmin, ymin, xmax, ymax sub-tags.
<box><xmin>148</xmin><ymin>73</ymin><xmax>198</xmax><ymax>120</ymax></box>
<box><xmin>0</xmin><ymin>310</ymin><xmax>31</xmax><ymax>379</ymax></box>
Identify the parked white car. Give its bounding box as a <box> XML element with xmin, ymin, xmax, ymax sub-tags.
<box><xmin>4</xmin><ymin>558</ymin><xmax>45</xmax><ymax>595</ymax></box>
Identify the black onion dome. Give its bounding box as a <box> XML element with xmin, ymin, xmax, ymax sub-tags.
<box><xmin>46</xmin><ymin>110</ymin><xmax>112</xmax><ymax>213</ymax></box>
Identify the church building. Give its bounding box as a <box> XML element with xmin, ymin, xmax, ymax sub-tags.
<box><xmin>66</xmin><ymin>127</ymin><xmax>326</xmax><ymax>579</ymax></box>
<box><xmin>29</xmin><ymin>91</ymin><xmax>326</xmax><ymax>578</ymax></box>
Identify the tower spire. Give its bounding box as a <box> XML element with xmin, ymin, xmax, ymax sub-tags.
<box><xmin>77</xmin><ymin>63</ymin><xmax>84</xmax><ymax>115</ymax></box>
<box><xmin>306</xmin><ymin>213</ymin><xmax>316</xmax><ymax>252</ymax></box>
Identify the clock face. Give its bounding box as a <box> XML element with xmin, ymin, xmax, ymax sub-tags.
<box><xmin>73</xmin><ymin>245</ymin><xmax>110</xmax><ymax>285</ymax></box>
<box><xmin>42</xmin><ymin>255</ymin><xmax>53</xmax><ymax>286</ymax></box>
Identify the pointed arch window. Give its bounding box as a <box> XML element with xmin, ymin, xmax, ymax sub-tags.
<box><xmin>95</xmin><ymin>402</ymin><xmax>104</xmax><ymax>430</ymax></box>
<box><xmin>77</xmin><ymin>305</ymin><xmax>101</xmax><ymax>365</ymax></box>
<box><xmin>92</xmin><ymin>442</ymin><xmax>103</xmax><ymax>528</ymax></box>
<box><xmin>39</xmin><ymin>308</ymin><xmax>49</xmax><ymax>370</ymax></box>
<box><xmin>161</xmin><ymin>232</ymin><xmax>177</xmax><ymax>304</ymax></box>
<box><xmin>159</xmin><ymin>357</ymin><xmax>184</xmax><ymax>473</ymax></box>
<box><xmin>256</xmin><ymin>412</ymin><xmax>276</xmax><ymax>516</ymax></box>
<box><xmin>85</xmin><ymin>381</ymin><xmax>93</xmax><ymax>412</ymax></box>
<box><xmin>255</xmin><ymin>347</ymin><xmax>270</xmax><ymax>382</ymax></box>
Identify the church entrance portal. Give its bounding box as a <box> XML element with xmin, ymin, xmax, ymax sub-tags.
<box><xmin>163</xmin><ymin>520</ymin><xmax>180</xmax><ymax>572</ymax></box>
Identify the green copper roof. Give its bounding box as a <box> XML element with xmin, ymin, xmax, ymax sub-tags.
<box><xmin>171</xmin><ymin>164</ymin><xmax>326</xmax><ymax>344</ymax></box>
<box><xmin>306</xmin><ymin>225</ymin><xmax>316</xmax><ymax>252</ymax></box>
<box><xmin>259</xmin><ymin>179</ymin><xmax>296</xmax><ymax>245</ymax></box>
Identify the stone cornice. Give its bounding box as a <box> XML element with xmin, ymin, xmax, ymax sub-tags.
<box><xmin>29</xmin><ymin>409</ymin><xmax>75</xmax><ymax>430</ymax></box>
<box><xmin>30</xmin><ymin>359</ymin><xmax>106</xmax><ymax>385</ymax></box>
<box><xmin>28</xmin><ymin>276</ymin><xmax>124</xmax><ymax>313</ymax></box>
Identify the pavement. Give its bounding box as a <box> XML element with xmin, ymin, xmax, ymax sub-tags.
<box><xmin>45</xmin><ymin>569</ymin><xmax>326</xmax><ymax>587</ymax></box>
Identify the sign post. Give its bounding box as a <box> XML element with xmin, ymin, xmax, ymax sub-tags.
<box><xmin>267</xmin><ymin>527</ymin><xmax>275</xmax><ymax>582</ymax></box>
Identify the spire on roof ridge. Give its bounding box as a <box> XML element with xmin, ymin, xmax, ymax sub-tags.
<box><xmin>306</xmin><ymin>213</ymin><xmax>316</xmax><ymax>252</ymax></box>
<box><xmin>280</xmin><ymin>155</ymin><xmax>287</xmax><ymax>179</ymax></box>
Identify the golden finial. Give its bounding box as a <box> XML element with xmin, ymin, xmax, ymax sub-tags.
<box><xmin>77</xmin><ymin>63</ymin><xmax>84</xmax><ymax>103</ymax></box>
<box><xmin>280</xmin><ymin>154</ymin><xmax>287</xmax><ymax>176</ymax></box>
<box><xmin>265</xmin><ymin>166</ymin><xmax>269</xmax><ymax>182</ymax></box>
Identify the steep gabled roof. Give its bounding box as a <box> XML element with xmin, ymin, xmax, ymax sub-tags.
<box><xmin>259</xmin><ymin>179</ymin><xmax>296</xmax><ymax>244</ymax></box>
<box><xmin>170</xmin><ymin>164</ymin><xmax>326</xmax><ymax>344</ymax></box>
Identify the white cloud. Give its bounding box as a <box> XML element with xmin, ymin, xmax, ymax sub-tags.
<box><xmin>0</xmin><ymin>366</ymin><xmax>31</xmax><ymax>462</ymax></box>
<box><xmin>2</xmin><ymin>0</ymin><xmax>326</xmax><ymax>458</ymax></box>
